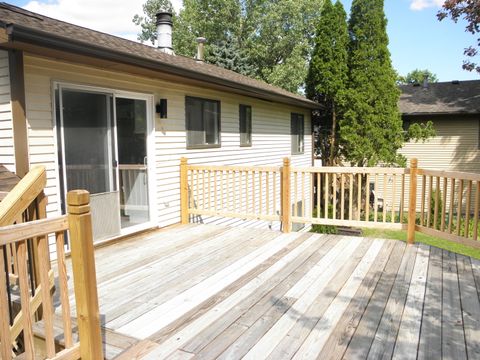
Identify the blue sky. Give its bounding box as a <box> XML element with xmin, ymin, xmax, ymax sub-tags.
<box><xmin>7</xmin><ymin>0</ymin><xmax>479</xmax><ymax>82</ymax></box>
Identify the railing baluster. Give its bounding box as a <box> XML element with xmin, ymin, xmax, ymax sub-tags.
<box><xmin>465</xmin><ymin>180</ymin><xmax>472</xmax><ymax>238</ymax></box>
<box><xmin>302</xmin><ymin>172</ymin><xmax>306</xmax><ymax>218</ymax></box>
<box><xmin>56</xmin><ymin>231</ymin><xmax>73</xmax><ymax>348</ymax></box>
<box><xmin>383</xmin><ymin>174</ymin><xmax>387</xmax><ymax>223</ymax></box>
<box><xmin>420</xmin><ymin>175</ymin><xmax>426</xmax><ymax>226</ymax></box>
<box><xmin>374</xmin><ymin>174</ymin><xmax>378</xmax><ymax>222</ymax></box>
<box><xmin>294</xmin><ymin>171</ymin><xmax>298</xmax><ymax>217</ymax></box>
<box><xmin>427</xmin><ymin>176</ymin><xmax>433</xmax><ymax>228</ymax></box>
<box><xmin>332</xmin><ymin>174</ymin><xmax>337</xmax><ymax>220</ymax></box>
<box><xmin>253</xmin><ymin>171</ymin><xmax>256</xmax><ymax>214</ymax></box>
<box><xmin>324</xmin><ymin>173</ymin><xmax>329</xmax><ymax>219</ymax></box>
<box><xmin>400</xmin><ymin>174</ymin><xmax>405</xmax><ymax>222</ymax></box>
<box><xmin>214</xmin><ymin>170</ymin><xmax>217</xmax><ymax>212</ymax></box>
<box><xmin>434</xmin><ymin>176</ymin><xmax>440</xmax><ymax>229</ymax></box>
<box><xmin>441</xmin><ymin>177</ymin><xmax>447</xmax><ymax>232</ymax></box>
<box><xmin>365</xmin><ymin>174</ymin><xmax>370</xmax><ymax>222</ymax></box>
<box><xmin>259</xmin><ymin>171</ymin><xmax>263</xmax><ymax>215</ymax></box>
<box><xmin>17</xmin><ymin>240</ymin><xmax>34</xmax><ymax>357</ymax></box>
<box><xmin>196</xmin><ymin>170</ymin><xmax>199</xmax><ymax>210</ymax></box>
<box><xmin>309</xmin><ymin>173</ymin><xmax>313</xmax><ymax>220</ymax></box>
<box><xmin>189</xmin><ymin>169</ymin><xmax>194</xmax><ymax>211</ymax></box>
<box><xmin>38</xmin><ymin>228</ymin><xmax>55</xmax><ymax>357</ymax></box>
<box><xmin>273</xmin><ymin>171</ymin><xmax>277</xmax><ymax>216</ymax></box>
<box><xmin>202</xmin><ymin>170</ymin><xmax>206</xmax><ymax>211</ymax></box>
<box><xmin>349</xmin><ymin>174</ymin><xmax>353</xmax><ymax>221</ymax></box>
<box><xmin>474</xmin><ymin>181</ymin><xmax>480</xmax><ymax>241</ymax></box>
<box><xmin>341</xmin><ymin>174</ymin><xmax>345</xmax><ymax>220</ymax></box>
<box><xmin>208</xmin><ymin>170</ymin><xmax>211</xmax><ymax>212</ymax></box>
<box><xmin>357</xmin><ymin>173</ymin><xmax>362</xmax><ymax>221</ymax></box>
<box><xmin>457</xmin><ymin>179</ymin><xmax>463</xmax><ymax>236</ymax></box>
<box><xmin>449</xmin><ymin>178</ymin><xmax>455</xmax><ymax>233</ymax></box>
<box><xmin>0</xmin><ymin>246</ymin><xmax>12</xmax><ymax>360</ymax></box>
<box><xmin>392</xmin><ymin>174</ymin><xmax>396</xmax><ymax>223</ymax></box>
<box><xmin>265</xmin><ymin>171</ymin><xmax>270</xmax><ymax>215</ymax></box>
<box><xmin>316</xmin><ymin>173</ymin><xmax>321</xmax><ymax>218</ymax></box>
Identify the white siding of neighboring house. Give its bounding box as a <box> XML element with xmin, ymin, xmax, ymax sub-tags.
<box><xmin>22</xmin><ymin>54</ymin><xmax>312</xmax><ymax>245</ymax></box>
<box><xmin>0</xmin><ymin>50</ymin><xmax>15</xmax><ymax>173</ymax></box>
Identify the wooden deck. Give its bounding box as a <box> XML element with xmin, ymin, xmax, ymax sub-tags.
<box><xmin>55</xmin><ymin>224</ymin><xmax>480</xmax><ymax>359</ymax></box>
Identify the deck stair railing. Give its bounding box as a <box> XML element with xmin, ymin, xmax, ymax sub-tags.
<box><xmin>180</xmin><ymin>157</ymin><xmax>480</xmax><ymax>248</ymax></box>
<box><xmin>0</xmin><ymin>165</ymin><xmax>49</xmax><ymax>345</ymax></box>
<box><xmin>0</xmin><ymin>186</ymin><xmax>102</xmax><ymax>358</ymax></box>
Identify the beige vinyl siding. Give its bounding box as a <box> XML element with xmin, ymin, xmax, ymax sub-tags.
<box><xmin>374</xmin><ymin>115</ymin><xmax>480</xmax><ymax>215</ymax></box>
<box><xmin>23</xmin><ymin>54</ymin><xmax>312</xmax><ymax>235</ymax></box>
<box><xmin>400</xmin><ymin>115</ymin><xmax>480</xmax><ymax>173</ymax></box>
<box><xmin>0</xmin><ymin>50</ymin><xmax>14</xmax><ymax>173</ymax></box>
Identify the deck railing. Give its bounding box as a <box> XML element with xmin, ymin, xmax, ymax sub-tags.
<box><xmin>180</xmin><ymin>157</ymin><xmax>480</xmax><ymax>248</ymax></box>
<box><xmin>0</xmin><ymin>190</ymin><xmax>102</xmax><ymax>359</ymax></box>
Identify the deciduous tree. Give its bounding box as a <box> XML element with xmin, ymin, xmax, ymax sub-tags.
<box><xmin>133</xmin><ymin>0</ymin><xmax>322</xmax><ymax>93</ymax></box>
<box><xmin>397</xmin><ymin>69</ymin><xmax>439</xmax><ymax>84</ymax></box>
<box><xmin>438</xmin><ymin>0</ymin><xmax>480</xmax><ymax>73</ymax></box>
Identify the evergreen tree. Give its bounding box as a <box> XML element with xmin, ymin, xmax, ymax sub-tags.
<box><xmin>340</xmin><ymin>0</ymin><xmax>404</xmax><ymax>166</ymax></box>
<box><xmin>306</xmin><ymin>0</ymin><xmax>348</xmax><ymax>165</ymax></box>
<box><xmin>205</xmin><ymin>38</ymin><xmax>256</xmax><ymax>77</ymax></box>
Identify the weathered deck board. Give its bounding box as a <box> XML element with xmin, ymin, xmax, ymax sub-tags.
<box><xmin>48</xmin><ymin>224</ymin><xmax>480</xmax><ymax>359</ymax></box>
<box><xmin>442</xmin><ymin>250</ymin><xmax>468</xmax><ymax>360</ymax></box>
<box><xmin>417</xmin><ymin>245</ymin><xmax>443</xmax><ymax>360</ymax></box>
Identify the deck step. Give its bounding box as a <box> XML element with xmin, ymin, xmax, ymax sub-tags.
<box><xmin>32</xmin><ymin>314</ymin><xmax>139</xmax><ymax>359</ymax></box>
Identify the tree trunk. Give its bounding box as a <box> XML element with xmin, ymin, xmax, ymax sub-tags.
<box><xmin>328</xmin><ymin>104</ymin><xmax>337</xmax><ymax>166</ymax></box>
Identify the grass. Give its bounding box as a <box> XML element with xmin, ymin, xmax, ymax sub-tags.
<box><xmin>361</xmin><ymin>228</ymin><xmax>480</xmax><ymax>260</ymax></box>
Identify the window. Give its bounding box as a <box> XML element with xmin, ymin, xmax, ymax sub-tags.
<box><xmin>239</xmin><ymin>104</ymin><xmax>252</xmax><ymax>146</ymax></box>
<box><xmin>186</xmin><ymin>96</ymin><xmax>221</xmax><ymax>148</ymax></box>
<box><xmin>291</xmin><ymin>113</ymin><xmax>304</xmax><ymax>154</ymax></box>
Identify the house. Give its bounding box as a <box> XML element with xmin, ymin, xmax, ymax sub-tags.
<box><xmin>0</xmin><ymin>3</ymin><xmax>318</xmax><ymax>251</ymax></box>
<box><xmin>399</xmin><ymin>80</ymin><xmax>480</xmax><ymax>173</ymax></box>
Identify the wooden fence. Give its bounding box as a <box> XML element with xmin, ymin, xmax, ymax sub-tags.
<box><xmin>0</xmin><ymin>178</ymin><xmax>102</xmax><ymax>357</ymax></box>
<box><xmin>180</xmin><ymin>157</ymin><xmax>480</xmax><ymax>248</ymax></box>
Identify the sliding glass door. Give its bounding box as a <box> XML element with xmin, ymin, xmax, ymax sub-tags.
<box><xmin>116</xmin><ymin>97</ymin><xmax>150</xmax><ymax>229</ymax></box>
<box><xmin>57</xmin><ymin>85</ymin><xmax>152</xmax><ymax>242</ymax></box>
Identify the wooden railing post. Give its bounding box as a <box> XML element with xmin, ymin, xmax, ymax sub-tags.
<box><xmin>407</xmin><ymin>158</ymin><xmax>418</xmax><ymax>245</ymax></box>
<box><xmin>67</xmin><ymin>190</ymin><xmax>103</xmax><ymax>359</ymax></box>
<box><xmin>180</xmin><ymin>157</ymin><xmax>189</xmax><ymax>224</ymax></box>
<box><xmin>281</xmin><ymin>157</ymin><xmax>292</xmax><ymax>233</ymax></box>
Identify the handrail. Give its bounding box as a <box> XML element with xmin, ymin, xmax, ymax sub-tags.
<box><xmin>0</xmin><ymin>165</ymin><xmax>46</xmax><ymax>226</ymax></box>
<box><xmin>0</xmin><ymin>190</ymin><xmax>103</xmax><ymax>359</ymax></box>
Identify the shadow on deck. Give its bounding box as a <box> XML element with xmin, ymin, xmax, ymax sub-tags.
<box><xmin>54</xmin><ymin>224</ymin><xmax>480</xmax><ymax>359</ymax></box>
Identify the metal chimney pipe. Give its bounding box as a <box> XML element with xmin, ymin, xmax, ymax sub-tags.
<box><xmin>422</xmin><ymin>74</ymin><xmax>429</xmax><ymax>89</ymax></box>
<box><xmin>196</xmin><ymin>37</ymin><xmax>206</xmax><ymax>62</ymax></box>
<box><xmin>156</xmin><ymin>11</ymin><xmax>174</xmax><ymax>55</ymax></box>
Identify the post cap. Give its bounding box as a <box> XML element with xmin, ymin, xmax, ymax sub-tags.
<box><xmin>67</xmin><ymin>190</ymin><xmax>90</xmax><ymax>206</ymax></box>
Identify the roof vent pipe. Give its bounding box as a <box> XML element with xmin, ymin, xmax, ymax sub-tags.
<box><xmin>156</xmin><ymin>11</ymin><xmax>174</xmax><ymax>55</ymax></box>
<box><xmin>422</xmin><ymin>74</ymin><xmax>429</xmax><ymax>89</ymax></box>
<box><xmin>196</xmin><ymin>37</ymin><xmax>206</xmax><ymax>62</ymax></box>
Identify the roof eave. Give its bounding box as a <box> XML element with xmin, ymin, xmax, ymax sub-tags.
<box><xmin>4</xmin><ymin>23</ymin><xmax>321</xmax><ymax>110</ymax></box>
<box><xmin>401</xmin><ymin>111</ymin><xmax>480</xmax><ymax>116</ymax></box>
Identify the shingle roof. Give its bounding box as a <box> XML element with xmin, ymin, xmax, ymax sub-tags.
<box><xmin>399</xmin><ymin>80</ymin><xmax>480</xmax><ymax>115</ymax></box>
<box><xmin>0</xmin><ymin>3</ymin><xmax>318</xmax><ymax>109</ymax></box>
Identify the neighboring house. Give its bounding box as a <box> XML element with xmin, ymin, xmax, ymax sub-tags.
<box><xmin>0</xmin><ymin>4</ymin><xmax>318</xmax><ymax>251</ymax></box>
<box><xmin>399</xmin><ymin>80</ymin><xmax>480</xmax><ymax>173</ymax></box>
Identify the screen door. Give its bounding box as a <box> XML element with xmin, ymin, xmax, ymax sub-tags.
<box><xmin>58</xmin><ymin>87</ymin><xmax>121</xmax><ymax>241</ymax></box>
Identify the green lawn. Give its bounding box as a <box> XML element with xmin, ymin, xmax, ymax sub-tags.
<box><xmin>361</xmin><ymin>228</ymin><xmax>480</xmax><ymax>260</ymax></box>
